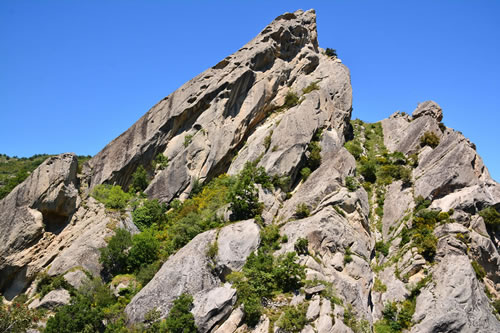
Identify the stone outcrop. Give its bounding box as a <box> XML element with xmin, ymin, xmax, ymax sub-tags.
<box><xmin>83</xmin><ymin>9</ymin><xmax>352</xmax><ymax>205</ymax></box>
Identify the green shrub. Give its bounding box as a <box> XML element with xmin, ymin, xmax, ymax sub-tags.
<box><xmin>281</xmin><ymin>234</ymin><xmax>288</xmax><ymax>243</ymax></box>
<box><xmin>307</xmin><ymin>141</ymin><xmax>322</xmax><ymax>170</ymax></box>
<box><xmin>277</xmin><ymin>304</ymin><xmax>308</xmax><ymax>332</ymax></box>
<box><xmin>153</xmin><ymin>153</ymin><xmax>169</xmax><ymax>170</ymax></box>
<box><xmin>0</xmin><ymin>296</ymin><xmax>38</xmax><ymax>333</ymax></box>
<box><xmin>479</xmin><ymin>206</ymin><xmax>500</xmax><ymax>227</ymax></box>
<box><xmin>294</xmin><ymin>237</ymin><xmax>309</xmax><ymax>255</ymax></box>
<box><xmin>344</xmin><ymin>247</ymin><xmax>353</xmax><ymax>264</ymax></box>
<box><xmin>302</xmin><ymin>81</ymin><xmax>320</xmax><ymax>94</ymax></box>
<box><xmin>99</xmin><ymin>228</ymin><xmax>133</xmax><ymax>277</ymax></box>
<box><xmin>420</xmin><ymin>131</ymin><xmax>440</xmax><ymax>148</ymax></box>
<box><xmin>36</xmin><ymin>274</ymin><xmax>72</xmax><ymax>298</ymax></box>
<box><xmin>164</xmin><ymin>293</ymin><xmax>197</xmax><ymax>333</ymax></box>
<box><xmin>92</xmin><ymin>184</ymin><xmax>131</xmax><ymax>210</ymax></box>
<box><xmin>132</xmin><ymin>199</ymin><xmax>167</xmax><ymax>231</ymax></box>
<box><xmin>375</xmin><ymin>241</ymin><xmax>390</xmax><ymax>257</ymax></box>
<box><xmin>130</xmin><ymin>165</ymin><xmax>149</xmax><ymax>192</ymax></box>
<box><xmin>273</xmin><ymin>252</ymin><xmax>305</xmax><ymax>292</ymax></box>
<box><xmin>345</xmin><ymin>140</ymin><xmax>363</xmax><ymax>160</ymax></box>
<box><xmin>263</xmin><ymin>131</ymin><xmax>273</xmax><ymax>151</ymax></box>
<box><xmin>127</xmin><ymin>230</ymin><xmax>160</xmax><ymax>273</ymax></box>
<box><xmin>471</xmin><ymin>261</ymin><xmax>486</xmax><ymax>280</ymax></box>
<box><xmin>300</xmin><ymin>167</ymin><xmax>311</xmax><ymax>181</ymax></box>
<box><xmin>283</xmin><ymin>90</ymin><xmax>300</xmax><ymax>109</ymax></box>
<box><xmin>345</xmin><ymin>176</ymin><xmax>359</xmax><ymax>191</ymax></box>
<box><xmin>373</xmin><ymin>278</ymin><xmax>387</xmax><ymax>292</ymax></box>
<box><xmin>295</xmin><ymin>203</ymin><xmax>310</xmax><ymax>219</ymax></box>
<box><xmin>184</xmin><ymin>134</ymin><xmax>193</xmax><ymax>147</ymax></box>
<box><xmin>325</xmin><ymin>48</ymin><xmax>337</xmax><ymax>57</ymax></box>
<box><xmin>359</xmin><ymin>158</ymin><xmax>377</xmax><ymax>183</ymax></box>
<box><xmin>206</xmin><ymin>241</ymin><xmax>218</xmax><ymax>261</ymax></box>
<box><xmin>260</xmin><ymin>224</ymin><xmax>281</xmax><ymax>251</ymax></box>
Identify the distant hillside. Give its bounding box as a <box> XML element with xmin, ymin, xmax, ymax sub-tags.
<box><xmin>0</xmin><ymin>154</ymin><xmax>91</xmax><ymax>199</ymax></box>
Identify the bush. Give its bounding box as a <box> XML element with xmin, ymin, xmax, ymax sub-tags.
<box><xmin>273</xmin><ymin>252</ymin><xmax>305</xmax><ymax>292</ymax></box>
<box><xmin>294</xmin><ymin>237</ymin><xmax>309</xmax><ymax>255</ymax></box>
<box><xmin>302</xmin><ymin>81</ymin><xmax>320</xmax><ymax>94</ymax></box>
<box><xmin>164</xmin><ymin>293</ymin><xmax>197</xmax><ymax>333</ymax></box>
<box><xmin>99</xmin><ymin>228</ymin><xmax>133</xmax><ymax>277</ymax></box>
<box><xmin>295</xmin><ymin>203</ymin><xmax>310</xmax><ymax>219</ymax></box>
<box><xmin>300</xmin><ymin>167</ymin><xmax>311</xmax><ymax>181</ymax></box>
<box><xmin>283</xmin><ymin>90</ymin><xmax>300</xmax><ymax>109</ymax></box>
<box><xmin>479</xmin><ymin>206</ymin><xmax>500</xmax><ymax>227</ymax></box>
<box><xmin>153</xmin><ymin>153</ymin><xmax>169</xmax><ymax>170</ymax></box>
<box><xmin>127</xmin><ymin>230</ymin><xmax>160</xmax><ymax>273</ymax></box>
<box><xmin>373</xmin><ymin>278</ymin><xmax>387</xmax><ymax>292</ymax></box>
<box><xmin>228</xmin><ymin>162</ymin><xmax>267</xmax><ymax>221</ymax></box>
<box><xmin>184</xmin><ymin>134</ymin><xmax>193</xmax><ymax>147</ymax></box>
<box><xmin>307</xmin><ymin>141</ymin><xmax>322</xmax><ymax>170</ymax></box>
<box><xmin>345</xmin><ymin>140</ymin><xmax>363</xmax><ymax>160</ymax></box>
<box><xmin>344</xmin><ymin>247</ymin><xmax>353</xmax><ymax>264</ymax></box>
<box><xmin>471</xmin><ymin>261</ymin><xmax>486</xmax><ymax>280</ymax></box>
<box><xmin>0</xmin><ymin>297</ymin><xmax>38</xmax><ymax>333</ymax></box>
<box><xmin>345</xmin><ymin>176</ymin><xmax>359</xmax><ymax>192</ymax></box>
<box><xmin>92</xmin><ymin>184</ymin><xmax>131</xmax><ymax>210</ymax></box>
<box><xmin>263</xmin><ymin>131</ymin><xmax>273</xmax><ymax>151</ymax></box>
<box><xmin>130</xmin><ymin>165</ymin><xmax>149</xmax><ymax>192</ymax></box>
<box><xmin>359</xmin><ymin>158</ymin><xmax>377</xmax><ymax>183</ymax></box>
<box><xmin>325</xmin><ymin>48</ymin><xmax>337</xmax><ymax>57</ymax></box>
<box><xmin>420</xmin><ymin>131</ymin><xmax>440</xmax><ymax>148</ymax></box>
<box><xmin>132</xmin><ymin>199</ymin><xmax>167</xmax><ymax>231</ymax></box>
<box><xmin>277</xmin><ymin>304</ymin><xmax>308</xmax><ymax>332</ymax></box>
<box><xmin>375</xmin><ymin>241</ymin><xmax>390</xmax><ymax>257</ymax></box>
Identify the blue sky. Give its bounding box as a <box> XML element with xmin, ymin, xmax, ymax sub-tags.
<box><xmin>1</xmin><ymin>1</ymin><xmax>499</xmax><ymax>180</ymax></box>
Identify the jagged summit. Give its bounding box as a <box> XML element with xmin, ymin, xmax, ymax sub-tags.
<box><xmin>1</xmin><ymin>9</ymin><xmax>499</xmax><ymax>333</ymax></box>
<box><xmin>83</xmin><ymin>8</ymin><xmax>352</xmax><ymax>204</ymax></box>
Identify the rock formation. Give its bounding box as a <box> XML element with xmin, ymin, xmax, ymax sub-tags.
<box><xmin>1</xmin><ymin>8</ymin><xmax>499</xmax><ymax>333</ymax></box>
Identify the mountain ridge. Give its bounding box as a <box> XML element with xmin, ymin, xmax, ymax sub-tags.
<box><xmin>1</xmin><ymin>9</ymin><xmax>499</xmax><ymax>333</ymax></box>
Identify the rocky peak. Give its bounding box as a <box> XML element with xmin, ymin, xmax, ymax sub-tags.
<box><xmin>412</xmin><ymin>100</ymin><xmax>443</xmax><ymax>122</ymax></box>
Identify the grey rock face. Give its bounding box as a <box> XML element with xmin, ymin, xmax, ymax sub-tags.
<box><xmin>125</xmin><ymin>220</ymin><xmax>260</xmax><ymax>323</ymax></box>
<box><xmin>28</xmin><ymin>289</ymin><xmax>70</xmax><ymax>310</ymax></box>
<box><xmin>412</xmin><ymin>255</ymin><xmax>500</xmax><ymax>333</ymax></box>
<box><xmin>412</xmin><ymin>100</ymin><xmax>443</xmax><ymax>122</ymax></box>
<box><xmin>192</xmin><ymin>285</ymin><xmax>237</xmax><ymax>333</ymax></box>
<box><xmin>63</xmin><ymin>269</ymin><xmax>89</xmax><ymax>290</ymax></box>
<box><xmin>83</xmin><ymin>9</ymin><xmax>351</xmax><ymax>207</ymax></box>
<box><xmin>0</xmin><ymin>153</ymin><xmax>78</xmax><ymax>297</ymax></box>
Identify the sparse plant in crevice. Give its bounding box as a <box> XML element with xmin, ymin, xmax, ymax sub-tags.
<box><xmin>344</xmin><ymin>246</ymin><xmax>353</xmax><ymax>264</ymax></box>
<box><xmin>295</xmin><ymin>203</ymin><xmax>310</xmax><ymax>219</ymax></box>
<box><xmin>302</xmin><ymin>81</ymin><xmax>320</xmax><ymax>94</ymax></box>
<box><xmin>283</xmin><ymin>90</ymin><xmax>300</xmax><ymax>109</ymax></box>
<box><xmin>479</xmin><ymin>206</ymin><xmax>500</xmax><ymax>228</ymax></box>
<box><xmin>294</xmin><ymin>237</ymin><xmax>309</xmax><ymax>255</ymax></box>
<box><xmin>420</xmin><ymin>131</ymin><xmax>440</xmax><ymax>148</ymax></box>
<box><xmin>325</xmin><ymin>48</ymin><xmax>337</xmax><ymax>57</ymax></box>
<box><xmin>300</xmin><ymin>167</ymin><xmax>311</xmax><ymax>181</ymax></box>
<box><xmin>345</xmin><ymin>176</ymin><xmax>359</xmax><ymax>191</ymax></box>
<box><xmin>263</xmin><ymin>130</ymin><xmax>273</xmax><ymax>151</ymax></box>
<box><xmin>152</xmin><ymin>153</ymin><xmax>169</xmax><ymax>170</ymax></box>
<box><xmin>184</xmin><ymin>134</ymin><xmax>193</xmax><ymax>147</ymax></box>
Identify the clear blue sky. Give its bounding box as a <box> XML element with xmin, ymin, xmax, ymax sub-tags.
<box><xmin>1</xmin><ymin>1</ymin><xmax>499</xmax><ymax>181</ymax></box>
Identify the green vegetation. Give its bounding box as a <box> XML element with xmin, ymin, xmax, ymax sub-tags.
<box><xmin>132</xmin><ymin>198</ymin><xmax>167</xmax><ymax>231</ymax></box>
<box><xmin>295</xmin><ymin>203</ymin><xmax>310</xmax><ymax>219</ymax></box>
<box><xmin>302</xmin><ymin>81</ymin><xmax>320</xmax><ymax>94</ymax></box>
<box><xmin>344</xmin><ymin>247</ymin><xmax>353</xmax><ymax>264</ymax></box>
<box><xmin>375</xmin><ymin>241</ymin><xmax>390</xmax><ymax>257</ymax></box>
<box><xmin>300</xmin><ymin>167</ymin><xmax>311</xmax><ymax>181</ymax></box>
<box><xmin>479</xmin><ymin>206</ymin><xmax>500</xmax><ymax>227</ymax></box>
<box><xmin>345</xmin><ymin>176</ymin><xmax>359</xmax><ymax>192</ymax></box>
<box><xmin>420</xmin><ymin>131</ymin><xmax>440</xmax><ymax>148</ymax></box>
<box><xmin>184</xmin><ymin>134</ymin><xmax>193</xmax><ymax>147</ymax></box>
<box><xmin>164</xmin><ymin>293</ymin><xmax>197</xmax><ymax>333</ymax></box>
<box><xmin>325</xmin><ymin>48</ymin><xmax>337</xmax><ymax>57</ymax></box>
<box><xmin>263</xmin><ymin>130</ymin><xmax>273</xmax><ymax>151</ymax></box>
<box><xmin>373</xmin><ymin>278</ymin><xmax>387</xmax><ymax>292</ymax></box>
<box><xmin>294</xmin><ymin>237</ymin><xmax>309</xmax><ymax>255</ymax></box>
<box><xmin>0</xmin><ymin>296</ymin><xmax>39</xmax><ymax>332</ymax></box>
<box><xmin>283</xmin><ymin>90</ymin><xmax>300</xmax><ymax>109</ymax></box>
<box><xmin>306</xmin><ymin>129</ymin><xmax>323</xmax><ymax>171</ymax></box>
<box><xmin>130</xmin><ymin>165</ymin><xmax>149</xmax><ymax>193</ymax></box>
<box><xmin>471</xmin><ymin>260</ymin><xmax>486</xmax><ymax>280</ymax></box>
<box><xmin>36</xmin><ymin>273</ymin><xmax>73</xmax><ymax>298</ymax></box>
<box><xmin>276</xmin><ymin>304</ymin><xmax>308</xmax><ymax>332</ymax></box>
<box><xmin>152</xmin><ymin>153</ymin><xmax>169</xmax><ymax>170</ymax></box>
<box><xmin>91</xmin><ymin>184</ymin><xmax>131</xmax><ymax>210</ymax></box>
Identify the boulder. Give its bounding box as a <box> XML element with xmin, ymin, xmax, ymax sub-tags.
<box><xmin>28</xmin><ymin>289</ymin><xmax>70</xmax><ymax>310</ymax></box>
<box><xmin>192</xmin><ymin>285</ymin><xmax>237</xmax><ymax>333</ymax></box>
<box><xmin>412</xmin><ymin>100</ymin><xmax>443</xmax><ymax>122</ymax></box>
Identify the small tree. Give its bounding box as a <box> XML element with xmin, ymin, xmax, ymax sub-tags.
<box><xmin>99</xmin><ymin>228</ymin><xmax>132</xmax><ymax>277</ymax></box>
<box><xmin>325</xmin><ymin>48</ymin><xmax>337</xmax><ymax>57</ymax></box>
<box><xmin>130</xmin><ymin>165</ymin><xmax>149</xmax><ymax>192</ymax></box>
<box><xmin>420</xmin><ymin>131</ymin><xmax>440</xmax><ymax>148</ymax></box>
<box><xmin>164</xmin><ymin>293</ymin><xmax>197</xmax><ymax>333</ymax></box>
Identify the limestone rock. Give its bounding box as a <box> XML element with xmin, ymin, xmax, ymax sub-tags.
<box><xmin>306</xmin><ymin>295</ymin><xmax>321</xmax><ymax>320</ymax></box>
<box><xmin>412</xmin><ymin>100</ymin><xmax>443</xmax><ymax>122</ymax></box>
<box><xmin>192</xmin><ymin>285</ymin><xmax>237</xmax><ymax>333</ymax></box>
<box><xmin>0</xmin><ymin>153</ymin><xmax>78</xmax><ymax>297</ymax></box>
<box><xmin>412</xmin><ymin>255</ymin><xmax>500</xmax><ymax>332</ymax></box>
<box><xmin>63</xmin><ymin>269</ymin><xmax>89</xmax><ymax>290</ymax></box>
<box><xmin>28</xmin><ymin>289</ymin><xmax>70</xmax><ymax>310</ymax></box>
<box><xmin>125</xmin><ymin>220</ymin><xmax>259</xmax><ymax>323</ymax></box>
<box><xmin>213</xmin><ymin>307</ymin><xmax>244</xmax><ymax>333</ymax></box>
